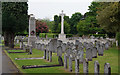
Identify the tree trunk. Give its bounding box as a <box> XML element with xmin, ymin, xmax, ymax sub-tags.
<box><xmin>8</xmin><ymin>32</ymin><xmax>15</xmax><ymax>48</ymax></box>
<box><xmin>4</xmin><ymin>31</ymin><xmax>15</xmax><ymax>48</ymax></box>
<box><xmin>4</xmin><ymin>31</ymin><xmax>9</xmax><ymax>46</ymax></box>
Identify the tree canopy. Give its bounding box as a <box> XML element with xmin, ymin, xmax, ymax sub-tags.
<box><xmin>2</xmin><ymin>2</ymin><xmax>28</xmax><ymax>48</ymax></box>
<box><xmin>96</xmin><ymin>2</ymin><xmax>120</xmax><ymax>49</ymax></box>
<box><xmin>96</xmin><ymin>2</ymin><xmax>120</xmax><ymax>33</ymax></box>
<box><xmin>69</xmin><ymin>12</ymin><xmax>83</xmax><ymax>34</ymax></box>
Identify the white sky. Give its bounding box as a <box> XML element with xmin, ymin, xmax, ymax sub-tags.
<box><xmin>28</xmin><ymin>0</ymin><xmax>93</xmax><ymax>20</ymax></box>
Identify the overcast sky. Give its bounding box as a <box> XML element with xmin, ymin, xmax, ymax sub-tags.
<box><xmin>28</xmin><ymin>0</ymin><xmax>93</xmax><ymax>20</ymax></box>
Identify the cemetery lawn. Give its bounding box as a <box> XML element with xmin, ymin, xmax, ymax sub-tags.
<box><xmin>4</xmin><ymin>46</ymin><xmax>118</xmax><ymax>73</ymax></box>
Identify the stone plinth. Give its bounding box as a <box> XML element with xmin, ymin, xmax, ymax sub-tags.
<box><xmin>59</xmin><ymin>34</ymin><xmax>66</xmax><ymax>40</ymax></box>
<box><xmin>28</xmin><ymin>36</ymin><xmax>36</xmax><ymax>48</ymax></box>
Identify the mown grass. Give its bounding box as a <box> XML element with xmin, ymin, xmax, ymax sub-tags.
<box><xmin>5</xmin><ymin>46</ymin><xmax>118</xmax><ymax>73</ymax></box>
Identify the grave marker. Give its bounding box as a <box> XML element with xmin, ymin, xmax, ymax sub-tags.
<box><xmin>94</xmin><ymin>61</ymin><xmax>99</xmax><ymax>74</ymax></box>
<box><xmin>86</xmin><ymin>48</ymin><xmax>92</xmax><ymax>61</ymax></box>
<box><xmin>75</xmin><ymin>57</ymin><xmax>79</xmax><ymax>73</ymax></box>
<box><xmin>98</xmin><ymin>44</ymin><xmax>104</xmax><ymax>56</ymax></box>
<box><xmin>57</xmin><ymin>46</ymin><xmax>62</xmax><ymax>57</ymax></box>
<box><xmin>104</xmin><ymin>63</ymin><xmax>111</xmax><ymax>75</ymax></box>
<box><xmin>64</xmin><ymin>54</ymin><xmax>67</xmax><ymax>69</ymax></box>
<box><xmin>92</xmin><ymin>47</ymin><xmax>97</xmax><ymax>58</ymax></box>
<box><xmin>83</xmin><ymin>58</ymin><xmax>88</xmax><ymax>73</ymax></box>
<box><xmin>69</xmin><ymin>55</ymin><xmax>72</xmax><ymax>72</ymax></box>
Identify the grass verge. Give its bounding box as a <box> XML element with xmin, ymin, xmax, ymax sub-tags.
<box><xmin>4</xmin><ymin>46</ymin><xmax>118</xmax><ymax>73</ymax></box>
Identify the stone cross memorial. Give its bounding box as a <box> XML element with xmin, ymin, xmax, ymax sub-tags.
<box><xmin>59</xmin><ymin>10</ymin><xmax>66</xmax><ymax>40</ymax></box>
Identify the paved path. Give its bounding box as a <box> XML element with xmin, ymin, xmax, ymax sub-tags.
<box><xmin>2</xmin><ymin>50</ymin><xmax>20</xmax><ymax>73</ymax></box>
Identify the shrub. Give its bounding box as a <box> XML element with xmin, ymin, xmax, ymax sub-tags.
<box><xmin>89</xmin><ymin>34</ymin><xmax>106</xmax><ymax>38</ymax></box>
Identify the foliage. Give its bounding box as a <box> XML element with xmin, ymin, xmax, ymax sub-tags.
<box><xmin>39</xmin><ymin>33</ymin><xmax>58</xmax><ymax>38</ymax></box>
<box><xmin>69</xmin><ymin>12</ymin><xmax>83</xmax><ymax>34</ymax></box>
<box><xmin>2</xmin><ymin>2</ymin><xmax>28</xmax><ymax>48</ymax></box>
<box><xmin>36</xmin><ymin>20</ymin><xmax>49</xmax><ymax>35</ymax></box>
<box><xmin>5</xmin><ymin>46</ymin><xmax>118</xmax><ymax>73</ymax></box>
<box><xmin>77</xmin><ymin>20</ymin><xmax>90</xmax><ymax>35</ymax></box>
<box><xmin>66</xmin><ymin>34</ymin><xmax>73</xmax><ymax>37</ymax></box>
<box><xmin>77</xmin><ymin>2</ymin><xmax>106</xmax><ymax>35</ymax></box>
<box><xmin>96</xmin><ymin>2</ymin><xmax>120</xmax><ymax>33</ymax></box>
<box><xmin>89</xmin><ymin>34</ymin><xmax>106</xmax><ymax>38</ymax></box>
<box><xmin>96</xmin><ymin>2</ymin><xmax>120</xmax><ymax>49</ymax></box>
<box><xmin>2</xmin><ymin>2</ymin><xmax>28</xmax><ymax>33</ymax></box>
<box><xmin>41</xmin><ymin>18</ymin><xmax>54</xmax><ymax>33</ymax></box>
<box><xmin>53</xmin><ymin>15</ymin><xmax>60</xmax><ymax>33</ymax></box>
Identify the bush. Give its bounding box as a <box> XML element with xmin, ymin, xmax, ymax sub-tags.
<box><xmin>39</xmin><ymin>33</ymin><xmax>58</xmax><ymax>38</ymax></box>
<box><xmin>66</xmin><ymin>34</ymin><xmax>73</xmax><ymax>38</ymax></box>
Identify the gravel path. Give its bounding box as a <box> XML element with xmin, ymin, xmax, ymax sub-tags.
<box><xmin>2</xmin><ymin>50</ymin><xmax>20</xmax><ymax>73</ymax></box>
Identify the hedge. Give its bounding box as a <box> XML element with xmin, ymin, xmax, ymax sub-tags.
<box><xmin>89</xmin><ymin>34</ymin><xmax>106</xmax><ymax>38</ymax></box>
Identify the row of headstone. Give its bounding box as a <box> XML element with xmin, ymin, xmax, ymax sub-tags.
<box><xmin>64</xmin><ymin>57</ymin><xmax>111</xmax><ymax>74</ymax></box>
<box><xmin>34</xmin><ymin>38</ymin><xmax>112</xmax><ymax>74</ymax></box>
<box><xmin>35</xmin><ymin>39</ymin><xmax>107</xmax><ymax>64</ymax></box>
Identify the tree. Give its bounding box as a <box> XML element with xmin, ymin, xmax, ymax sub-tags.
<box><xmin>96</xmin><ymin>2</ymin><xmax>120</xmax><ymax>49</ymax></box>
<box><xmin>36</xmin><ymin>20</ymin><xmax>49</xmax><ymax>35</ymax></box>
<box><xmin>53</xmin><ymin>15</ymin><xmax>59</xmax><ymax>33</ymax></box>
<box><xmin>69</xmin><ymin>12</ymin><xmax>83</xmax><ymax>34</ymax></box>
<box><xmin>2</xmin><ymin>2</ymin><xmax>28</xmax><ymax>48</ymax></box>
<box><xmin>41</xmin><ymin>18</ymin><xmax>54</xmax><ymax>33</ymax></box>
<box><xmin>64</xmin><ymin>16</ymin><xmax>70</xmax><ymax>23</ymax></box>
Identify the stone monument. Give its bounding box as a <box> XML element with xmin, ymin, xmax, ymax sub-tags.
<box><xmin>28</xmin><ymin>14</ymin><xmax>36</xmax><ymax>48</ymax></box>
<box><xmin>59</xmin><ymin>10</ymin><xmax>66</xmax><ymax>40</ymax></box>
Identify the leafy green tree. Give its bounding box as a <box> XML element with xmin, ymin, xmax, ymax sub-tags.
<box><xmin>2</xmin><ymin>2</ymin><xmax>28</xmax><ymax>48</ymax></box>
<box><xmin>69</xmin><ymin>12</ymin><xmax>83</xmax><ymax>34</ymax></box>
<box><xmin>41</xmin><ymin>18</ymin><xmax>54</xmax><ymax>33</ymax></box>
<box><xmin>96</xmin><ymin>2</ymin><xmax>120</xmax><ymax>49</ymax></box>
<box><xmin>77</xmin><ymin>20</ymin><xmax>89</xmax><ymax>35</ymax></box>
<box><xmin>53</xmin><ymin>15</ymin><xmax>59</xmax><ymax>33</ymax></box>
<box><xmin>64</xmin><ymin>16</ymin><xmax>70</xmax><ymax>23</ymax></box>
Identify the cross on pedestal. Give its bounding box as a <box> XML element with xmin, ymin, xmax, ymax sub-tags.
<box><xmin>60</xmin><ymin>10</ymin><xmax>65</xmax><ymax>34</ymax></box>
